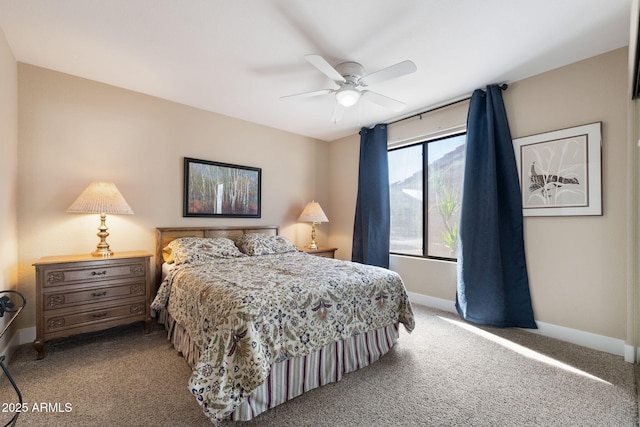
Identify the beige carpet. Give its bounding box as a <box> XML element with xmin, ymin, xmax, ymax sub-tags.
<box><xmin>0</xmin><ymin>304</ymin><xmax>637</xmax><ymax>426</ymax></box>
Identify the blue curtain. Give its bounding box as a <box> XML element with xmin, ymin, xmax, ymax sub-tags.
<box><xmin>352</xmin><ymin>124</ymin><xmax>390</xmax><ymax>268</ymax></box>
<box><xmin>456</xmin><ymin>85</ymin><xmax>537</xmax><ymax>329</ymax></box>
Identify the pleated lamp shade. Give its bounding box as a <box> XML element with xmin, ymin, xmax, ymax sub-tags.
<box><xmin>67</xmin><ymin>182</ymin><xmax>134</xmax><ymax>215</ymax></box>
<box><xmin>67</xmin><ymin>182</ymin><xmax>133</xmax><ymax>257</ymax></box>
<box><xmin>297</xmin><ymin>201</ymin><xmax>328</xmax><ymax>223</ymax></box>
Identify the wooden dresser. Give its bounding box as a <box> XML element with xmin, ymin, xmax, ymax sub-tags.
<box><xmin>33</xmin><ymin>250</ymin><xmax>152</xmax><ymax>359</ymax></box>
<box><xmin>300</xmin><ymin>246</ymin><xmax>337</xmax><ymax>258</ymax></box>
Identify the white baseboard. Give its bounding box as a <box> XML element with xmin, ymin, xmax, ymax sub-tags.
<box><xmin>626</xmin><ymin>344</ymin><xmax>637</xmax><ymax>363</ymax></box>
<box><xmin>0</xmin><ymin>326</ymin><xmax>34</xmax><ymax>365</ymax></box>
<box><xmin>17</xmin><ymin>327</ymin><xmax>36</xmax><ymax>347</ymax></box>
<box><xmin>4</xmin><ymin>297</ymin><xmax>635</xmax><ymax>363</ymax></box>
<box><xmin>530</xmin><ymin>320</ymin><xmax>626</xmax><ymax>359</ymax></box>
<box><xmin>406</xmin><ymin>292</ymin><xmax>631</xmax><ymax>361</ymax></box>
<box><xmin>407</xmin><ymin>292</ymin><xmax>457</xmax><ymax>314</ymax></box>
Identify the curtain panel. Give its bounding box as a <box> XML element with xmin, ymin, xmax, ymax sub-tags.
<box><xmin>352</xmin><ymin>124</ymin><xmax>390</xmax><ymax>268</ymax></box>
<box><xmin>456</xmin><ymin>85</ymin><xmax>536</xmax><ymax>329</ymax></box>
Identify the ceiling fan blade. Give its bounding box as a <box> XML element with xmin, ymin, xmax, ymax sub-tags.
<box><xmin>361</xmin><ymin>90</ymin><xmax>406</xmax><ymax>112</ymax></box>
<box><xmin>360</xmin><ymin>60</ymin><xmax>417</xmax><ymax>86</ymax></box>
<box><xmin>305</xmin><ymin>54</ymin><xmax>346</xmax><ymax>83</ymax></box>
<box><xmin>280</xmin><ymin>88</ymin><xmax>334</xmax><ymax>100</ymax></box>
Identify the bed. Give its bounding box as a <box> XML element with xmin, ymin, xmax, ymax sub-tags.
<box><xmin>151</xmin><ymin>226</ymin><xmax>415</xmax><ymax>425</ymax></box>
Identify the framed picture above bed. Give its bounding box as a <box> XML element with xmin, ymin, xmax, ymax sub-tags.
<box><xmin>513</xmin><ymin>122</ymin><xmax>602</xmax><ymax>217</ymax></box>
<box><xmin>183</xmin><ymin>157</ymin><xmax>261</xmax><ymax>218</ymax></box>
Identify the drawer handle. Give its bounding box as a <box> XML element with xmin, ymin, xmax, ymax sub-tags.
<box><xmin>91</xmin><ymin>271</ymin><xmax>107</xmax><ymax>276</ymax></box>
<box><xmin>92</xmin><ymin>312</ymin><xmax>107</xmax><ymax>319</ymax></box>
<box><xmin>91</xmin><ymin>291</ymin><xmax>107</xmax><ymax>297</ymax></box>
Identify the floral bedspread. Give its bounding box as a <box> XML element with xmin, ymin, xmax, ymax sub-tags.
<box><xmin>152</xmin><ymin>252</ymin><xmax>414</xmax><ymax>423</ymax></box>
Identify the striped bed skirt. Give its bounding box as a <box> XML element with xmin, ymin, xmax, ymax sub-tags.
<box><xmin>157</xmin><ymin>308</ymin><xmax>400</xmax><ymax>421</ymax></box>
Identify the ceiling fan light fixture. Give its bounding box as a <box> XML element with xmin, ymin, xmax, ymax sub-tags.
<box><xmin>335</xmin><ymin>87</ymin><xmax>360</xmax><ymax>107</ymax></box>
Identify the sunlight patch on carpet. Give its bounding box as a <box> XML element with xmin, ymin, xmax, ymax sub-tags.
<box><xmin>439</xmin><ymin>317</ymin><xmax>611</xmax><ymax>384</ymax></box>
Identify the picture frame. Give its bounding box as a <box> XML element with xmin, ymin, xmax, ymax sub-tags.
<box><xmin>183</xmin><ymin>157</ymin><xmax>261</xmax><ymax>218</ymax></box>
<box><xmin>513</xmin><ymin>122</ymin><xmax>602</xmax><ymax>217</ymax></box>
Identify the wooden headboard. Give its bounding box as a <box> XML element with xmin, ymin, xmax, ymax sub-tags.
<box><xmin>155</xmin><ymin>226</ymin><xmax>278</xmax><ymax>286</ymax></box>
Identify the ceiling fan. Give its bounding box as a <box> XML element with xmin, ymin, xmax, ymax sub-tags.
<box><xmin>282</xmin><ymin>54</ymin><xmax>417</xmax><ymax>121</ymax></box>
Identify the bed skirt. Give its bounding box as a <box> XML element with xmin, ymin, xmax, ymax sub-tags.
<box><xmin>156</xmin><ymin>308</ymin><xmax>400</xmax><ymax>421</ymax></box>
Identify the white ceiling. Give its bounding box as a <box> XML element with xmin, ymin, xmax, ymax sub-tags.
<box><xmin>0</xmin><ymin>0</ymin><xmax>633</xmax><ymax>142</ymax></box>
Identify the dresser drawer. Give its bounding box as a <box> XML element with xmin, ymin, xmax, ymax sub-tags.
<box><xmin>42</xmin><ymin>261</ymin><xmax>146</xmax><ymax>288</ymax></box>
<box><xmin>43</xmin><ymin>300</ymin><xmax>146</xmax><ymax>333</ymax></box>
<box><xmin>311</xmin><ymin>251</ymin><xmax>334</xmax><ymax>258</ymax></box>
<box><xmin>300</xmin><ymin>247</ymin><xmax>337</xmax><ymax>258</ymax></box>
<box><xmin>33</xmin><ymin>251</ymin><xmax>152</xmax><ymax>359</ymax></box>
<box><xmin>43</xmin><ymin>281</ymin><xmax>146</xmax><ymax>311</ymax></box>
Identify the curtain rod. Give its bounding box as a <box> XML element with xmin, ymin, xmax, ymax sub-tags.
<box><xmin>388</xmin><ymin>83</ymin><xmax>508</xmax><ymax>126</ymax></box>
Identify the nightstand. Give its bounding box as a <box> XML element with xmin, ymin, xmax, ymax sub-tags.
<box><xmin>300</xmin><ymin>246</ymin><xmax>337</xmax><ymax>258</ymax></box>
<box><xmin>33</xmin><ymin>250</ymin><xmax>152</xmax><ymax>359</ymax></box>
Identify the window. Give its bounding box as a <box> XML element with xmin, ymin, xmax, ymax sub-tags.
<box><xmin>389</xmin><ymin>133</ymin><xmax>466</xmax><ymax>260</ymax></box>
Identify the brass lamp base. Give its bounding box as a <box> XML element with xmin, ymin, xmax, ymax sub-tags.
<box><xmin>91</xmin><ymin>247</ymin><xmax>113</xmax><ymax>257</ymax></box>
<box><xmin>91</xmin><ymin>213</ymin><xmax>113</xmax><ymax>257</ymax></box>
<box><xmin>307</xmin><ymin>222</ymin><xmax>319</xmax><ymax>249</ymax></box>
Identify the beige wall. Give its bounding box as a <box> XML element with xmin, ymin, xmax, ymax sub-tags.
<box><xmin>16</xmin><ymin>64</ymin><xmax>329</xmax><ymax>330</ymax></box>
<box><xmin>10</xmin><ymin>47</ymin><xmax>633</xmax><ymax>346</ymax></box>
<box><xmin>329</xmin><ymin>48</ymin><xmax>630</xmax><ymax>341</ymax></box>
<box><xmin>507</xmin><ymin>48</ymin><xmax>628</xmax><ymax>339</ymax></box>
<box><xmin>0</xmin><ymin>28</ymin><xmax>18</xmax><ymax>348</ymax></box>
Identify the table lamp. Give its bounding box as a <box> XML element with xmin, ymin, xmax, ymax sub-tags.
<box><xmin>297</xmin><ymin>201</ymin><xmax>329</xmax><ymax>250</ymax></box>
<box><xmin>67</xmin><ymin>181</ymin><xmax>134</xmax><ymax>257</ymax></box>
